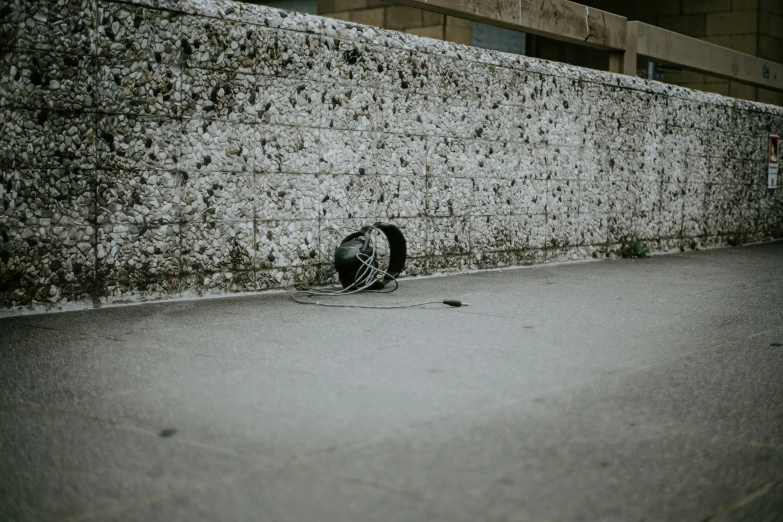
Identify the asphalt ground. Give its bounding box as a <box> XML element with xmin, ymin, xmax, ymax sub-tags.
<box><xmin>2</xmin><ymin>242</ymin><xmax>782</xmax><ymax>522</ymax></box>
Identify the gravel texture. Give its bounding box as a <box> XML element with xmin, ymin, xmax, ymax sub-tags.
<box><xmin>1</xmin><ymin>0</ymin><xmax>782</xmax><ymax>309</ymax></box>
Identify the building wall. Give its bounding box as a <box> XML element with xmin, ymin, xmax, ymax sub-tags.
<box><xmin>528</xmin><ymin>0</ymin><xmax>783</xmax><ymax>106</ymax></box>
<box><xmin>0</xmin><ymin>0</ymin><xmax>781</xmax><ymax>309</ymax></box>
<box><xmin>633</xmin><ymin>0</ymin><xmax>762</xmax><ymax>102</ymax></box>
<box><xmin>283</xmin><ymin>1</ymin><xmax>781</xmax><ymax>106</ymax></box>
<box><xmin>756</xmin><ymin>0</ymin><xmax>783</xmax><ymax>105</ymax></box>
<box><xmin>636</xmin><ymin>0</ymin><xmax>782</xmax><ymax>106</ymax></box>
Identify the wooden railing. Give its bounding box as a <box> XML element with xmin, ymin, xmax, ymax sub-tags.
<box><xmin>387</xmin><ymin>0</ymin><xmax>783</xmax><ymax>93</ymax></box>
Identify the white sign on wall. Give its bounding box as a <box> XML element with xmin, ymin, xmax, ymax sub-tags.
<box><xmin>769</xmin><ymin>135</ymin><xmax>779</xmax><ymax>189</ymax></box>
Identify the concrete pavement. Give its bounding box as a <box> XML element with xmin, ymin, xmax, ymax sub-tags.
<box><xmin>1</xmin><ymin>243</ymin><xmax>783</xmax><ymax>521</ymax></box>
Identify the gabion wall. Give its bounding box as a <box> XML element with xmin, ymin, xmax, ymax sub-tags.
<box><xmin>1</xmin><ymin>0</ymin><xmax>782</xmax><ymax>308</ymax></box>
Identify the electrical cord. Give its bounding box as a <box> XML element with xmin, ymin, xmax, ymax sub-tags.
<box><xmin>291</xmin><ymin>294</ymin><xmax>465</xmax><ymax>309</ymax></box>
<box><xmin>291</xmin><ymin>225</ymin><xmax>468</xmax><ymax>309</ymax></box>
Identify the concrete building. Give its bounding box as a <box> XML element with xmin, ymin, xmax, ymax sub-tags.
<box><xmin>254</xmin><ymin>0</ymin><xmax>783</xmax><ymax>106</ymax></box>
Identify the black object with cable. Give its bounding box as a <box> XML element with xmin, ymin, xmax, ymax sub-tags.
<box><xmin>291</xmin><ymin>222</ymin><xmax>467</xmax><ymax>309</ymax></box>
<box><xmin>334</xmin><ymin>222</ymin><xmax>406</xmax><ymax>290</ymax></box>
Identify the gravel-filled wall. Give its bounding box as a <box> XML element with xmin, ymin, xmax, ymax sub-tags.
<box><xmin>1</xmin><ymin>0</ymin><xmax>782</xmax><ymax>309</ymax></box>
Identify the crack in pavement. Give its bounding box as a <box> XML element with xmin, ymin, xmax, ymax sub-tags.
<box><xmin>702</xmin><ymin>472</ymin><xmax>783</xmax><ymax>522</ymax></box>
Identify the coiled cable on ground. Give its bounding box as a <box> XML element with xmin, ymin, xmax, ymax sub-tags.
<box><xmin>291</xmin><ymin>225</ymin><xmax>466</xmax><ymax>309</ymax></box>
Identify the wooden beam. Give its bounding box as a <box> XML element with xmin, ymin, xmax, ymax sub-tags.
<box><xmin>609</xmin><ymin>22</ymin><xmax>636</xmax><ymax>75</ymax></box>
<box><xmin>385</xmin><ymin>0</ymin><xmax>627</xmax><ymax>51</ymax></box>
<box><xmin>383</xmin><ymin>0</ymin><xmax>521</xmax><ymax>30</ymax></box>
<box><xmin>608</xmin><ymin>52</ymin><xmax>623</xmax><ymax>74</ymax></box>
<box><xmin>622</xmin><ymin>20</ymin><xmax>638</xmax><ymax>76</ymax></box>
<box><xmin>632</xmin><ymin>21</ymin><xmax>783</xmax><ymax>92</ymax></box>
<box><xmin>519</xmin><ymin>0</ymin><xmax>626</xmax><ymax>51</ymax></box>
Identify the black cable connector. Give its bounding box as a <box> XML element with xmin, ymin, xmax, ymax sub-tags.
<box><xmin>442</xmin><ymin>300</ymin><xmax>468</xmax><ymax>307</ymax></box>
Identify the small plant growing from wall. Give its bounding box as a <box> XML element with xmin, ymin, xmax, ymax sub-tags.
<box><xmin>620</xmin><ymin>239</ymin><xmax>650</xmax><ymax>259</ymax></box>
